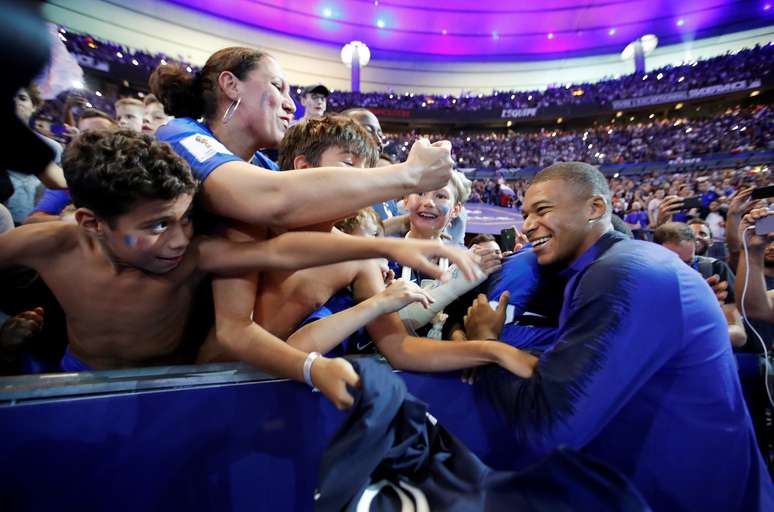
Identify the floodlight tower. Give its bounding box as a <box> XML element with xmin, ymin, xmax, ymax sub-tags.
<box><xmin>341</xmin><ymin>41</ymin><xmax>370</xmax><ymax>92</ymax></box>
<box><xmin>621</xmin><ymin>34</ymin><xmax>658</xmax><ymax>75</ymax></box>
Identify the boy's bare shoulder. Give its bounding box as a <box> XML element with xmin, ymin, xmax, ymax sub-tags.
<box><xmin>6</xmin><ymin>221</ymin><xmax>79</xmax><ymax>249</ymax></box>
<box><xmin>0</xmin><ymin>221</ymin><xmax>80</xmax><ymax>268</ymax></box>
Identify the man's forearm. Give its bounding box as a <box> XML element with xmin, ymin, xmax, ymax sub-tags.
<box><xmin>380</xmin><ymin>335</ymin><xmax>536</xmax><ymax>377</ymax></box>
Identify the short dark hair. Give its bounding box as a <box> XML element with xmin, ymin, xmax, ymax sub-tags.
<box><xmin>653</xmin><ymin>222</ymin><xmax>695</xmax><ymax>245</ymax></box>
<box><xmin>532</xmin><ymin>162</ymin><xmax>612</xmax><ymax>205</ymax></box>
<box><xmin>468</xmin><ymin>233</ymin><xmax>497</xmax><ymax>248</ymax></box>
<box><xmin>278</xmin><ymin>115</ymin><xmax>379</xmax><ymax>171</ymax></box>
<box><xmin>63</xmin><ymin>130</ymin><xmax>197</xmax><ymax>224</ymax></box>
<box><xmin>687</xmin><ymin>218</ymin><xmax>709</xmax><ymax>228</ymax></box>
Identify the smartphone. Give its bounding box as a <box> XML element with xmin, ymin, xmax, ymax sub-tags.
<box><xmin>756</xmin><ymin>215</ymin><xmax>774</xmax><ymax>236</ymax></box>
<box><xmin>751</xmin><ymin>185</ymin><xmax>774</xmax><ymax>201</ymax></box>
<box><xmin>681</xmin><ymin>195</ymin><xmax>702</xmax><ymax>210</ymax></box>
<box><xmin>500</xmin><ymin>227</ymin><xmax>516</xmax><ymax>252</ymax></box>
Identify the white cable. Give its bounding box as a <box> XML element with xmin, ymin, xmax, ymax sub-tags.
<box><xmin>740</xmin><ymin>225</ymin><xmax>774</xmax><ymax>408</ymax></box>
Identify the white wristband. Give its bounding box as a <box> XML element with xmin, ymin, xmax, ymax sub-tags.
<box><xmin>303</xmin><ymin>352</ymin><xmax>322</xmax><ymax>389</ymax></box>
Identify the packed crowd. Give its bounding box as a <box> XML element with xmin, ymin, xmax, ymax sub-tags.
<box><xmin>1</xmin><ymin>8</ymin><xmax>773</xmax><ymax>510</ymax></box>
<box><xmin>59</xmin><ymin>27</ymin><xmax>772</xmax><ymax>113</ymax></box>
<box><xmin>384</xmin><ymin>104</ymin><xmax>773</xmax><ymax>168</ymax></box>
<box><xmin>325</xmin><ymin>43</ymin><xmax>773</xmax><ymax>111</ymax></box>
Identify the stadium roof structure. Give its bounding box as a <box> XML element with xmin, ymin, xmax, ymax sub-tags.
<box><xmin>168</xmin><ymin>0</ymin><xmax>774</xmax><ymax>61</ymax></box>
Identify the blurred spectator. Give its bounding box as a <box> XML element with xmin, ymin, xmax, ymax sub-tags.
<box><xmin>298</xmin><ymin>84</ymin><xmax>329</xmax><ymax>122</ymax></box>
<box><xmin>654</xmin><ymin>221</ymin><xmax>746</xmax><ymax>347</ymax></box>
<box><xmin>384</xmin><ymin>105</ymin><xmax>772</xmax><ymax>169</ymax></box>
<box><xmin>114</xmin><ymin>97</ymin><xmax>144</xmax><ymax>133</ymax></box>
<box><xmin>5</xmin><ymin>85</ymin><xmax>63</xmax><ymax>225</ymax></box>
<box><xmin>77</xmin><ymin>108</ymin><xmax>116</xmax><ymax>132</ymax></box>
<box><xmin>141</xmin><ymin>94</ymin><xmax>172</xmax><ymax>135</ymax></box>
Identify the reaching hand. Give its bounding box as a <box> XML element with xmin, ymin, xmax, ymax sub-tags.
<box><xmin>405</xmin><ymin>138</ymin><xmax>454</xmax><ymax>193</ymax></box>
<box><xmin>740</xmin><ymin>208</ymin><xmax>774</xmax><ymax>253</ymax></box>
<box><xmin>464</xmin><ymin>292</ymin><xmax>509</xmax><ymax>341</ymax></box>
<box><xmin>310</xmin><ymin>357</ymin><xmax>361</xmax><ymax>410</ymax></box>
<box><xmin>705</xmin><ymin>275</ymin><xmax>728</xmax><ymax>305</ymax></box>
<box><xmin>728</xmin><ymin>187</ymin><xmax>755</xmax><ymax>221</ymax></box>
<box><xmin>378</xmin><ymin>259</ymin><xmax>395</xmax><ymax>285</ymax></box>
<box><xmin>383</xmin><ymin>237</ymin><xmax>482</xmax><ymax>282</ymax></box>
<box><xmin>373</xmin><ymin>280</ymin><xmax>435</xmax><ymax>314</ymax></box>
<box><xmin>655</xmin><ymin>196</ymin><xmax>684</xmax><ymax>227</ymax></box>
<box><xmin>727</xmin><ymin>187</ymin><xmax>764</xmax><ymax>253</ymax></box>
<box><xmin>0</xmin><ymin>307</ymin><xmax>44</xmax><ymax>353</ymax></box>
<box><xmin>469</xmin><ymin>243</ymin><xmax>503</xmax><ymax>276</ymax></box>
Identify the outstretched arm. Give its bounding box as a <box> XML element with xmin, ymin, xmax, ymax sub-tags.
<box><xmin>200</xmin><ymin>140</ymin><xmax>454</xmax><ymax>228</ymax></box>
<box><xmin>353</xmin><ymin>263</ymin><xmax>537</xmax><ymax>378</ymax></box>
<box><xmin>195</xmin><ymin>231</ymin><xmax>480</xmax><ymax>281</ymax></box>
<box><xmin>735</xmin><ymin>209</ymin><xmax>774</xmax><ymax>323</ymax></box>
<box><xmin>287</xmin><ymin>280</ymin><xmax>434</xmax><ymax>354</ymax></box>
<box><xmin>0</xmin><ymin>222</ymin><xmax>71</xmax><ymax>269</ymax></box>
<box><xmin>210</xmin><ymin>269</ymin><xmax>361</xmax><ymax>410</ymax></box>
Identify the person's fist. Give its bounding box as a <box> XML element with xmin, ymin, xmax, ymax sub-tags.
<box><xmin>0</xmin><ymin>307</ymin><xmax>44</xmax><ymax>352</ymax></box>
<box><xmin>405</xmin><ymin>138</ymin><xmax>454</xmax><ymax>193</ymax></box>
<box><xmin>310</xmin><ymin>357</ymin><xmax>361</xmax><ymax>410</ymax></box>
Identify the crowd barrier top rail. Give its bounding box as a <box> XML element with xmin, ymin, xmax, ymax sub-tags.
<box><xmin>0</xmin><ymin>361</ymin><xmax>298</xmax><ymax>404</ymax></box>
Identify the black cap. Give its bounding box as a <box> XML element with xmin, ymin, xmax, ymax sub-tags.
<box><xmin>303</xmin><ymin>84</ymin><xmax>330</xmax><ymax>97</ymax></box>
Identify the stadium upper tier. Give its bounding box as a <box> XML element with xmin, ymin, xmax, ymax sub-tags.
<box><xmin>58</xmin><ymin>27</ymin><xmax>773</xmax><ymax>119</ymax></box>
<box><xmin>384</xmin><ymin>105</ymin><xmax>773</xmax><ymax>169</ymax></box>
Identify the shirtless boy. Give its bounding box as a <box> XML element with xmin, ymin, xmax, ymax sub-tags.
<box><xmin>0</xmin><ymin>130</ymin><xmax>479</xmax><ymax>394</ymax></box>
<box><xmin>200</xmin><ymin>116</ymin><xmax>538</xmax><ymax>395</ymax></box>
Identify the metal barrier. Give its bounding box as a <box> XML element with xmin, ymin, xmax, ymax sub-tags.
<box><xmin>0</xmin><ymin>358</ymin><xmax>517</xmax><ymax>511</ymax></box>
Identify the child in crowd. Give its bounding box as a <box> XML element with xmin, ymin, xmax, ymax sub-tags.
<box><xmin>0</xmin><ymin>130</ymin><xmax>480</xmax><ymax>402</ymax></box>
<box><xmin>198</xmin><ymin>116</ymin><xmax>537</xmax><ymax>388</ymax></box>
<box><xmin>395</xmin><ymin>172</ymin><xmax>503</xmax><ymax>335</ymax></box>
<box><xmin>335</xmin><ymin>208</ymin><xmax>383</xmax><ymax>237</ymax></box>
<box><xmin>114</xmin><ymin>98</ymin><xmax>144</xmax><ymax>133</ymax></box>
<box><xmin>142</xmin><ymin>94</ymin><xmax>172</xmax><ymax>135</ymax></box>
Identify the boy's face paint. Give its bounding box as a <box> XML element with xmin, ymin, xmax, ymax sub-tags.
<box><xmin>123</xmin><ymin>234</ymin><xmax>137</xmax><ymax>248</ymax></box>
<box><xmin>101</xmin><ymin>194</ymin><xmax>195</xmax><ymax>274</ymax></box>
<box><xmin>407</xmin><ymin>183</ymin><xmax>459</xmax><ymax>237</ymax></box>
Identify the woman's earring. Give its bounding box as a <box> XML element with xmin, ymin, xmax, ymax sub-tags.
<box><xmin>222</xmin><ymin>97</ymin><xmax>242</xmax><ymax>124</ymax></box>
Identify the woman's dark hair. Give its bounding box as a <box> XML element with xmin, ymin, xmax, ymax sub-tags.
<box><xmin>149</xmin><ymin>47</ymin><xmax>270</xmax><ymax>121</ymax></box>
<box><xmin>64</xmin><ymin>130</ymin><xmax>197</xmax><ymax>224</ymax></box>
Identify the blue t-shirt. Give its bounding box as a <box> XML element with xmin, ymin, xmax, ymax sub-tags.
<box><xmin>32</xmin><ymin>189</ymin><xmax>71</xmax><ymax>215</ymax></box>
<box><xmin>487</xmin><ymin>248</ymin><xmax>563</xmax><ymax>352</ymax></box>
<box><xmin>623</xmin><ymin>210</ymin><xmax>648</xmax><ymax>229</ymax></box>
<box><xmin>156</xmin><ymin>118</ymin><xmax>279</xmax><ymax>180</ymax></box>
<box><xmin>481</xmin><ymin>231</ymin><xmax>773</xmax><ymax>511</ymax></box>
